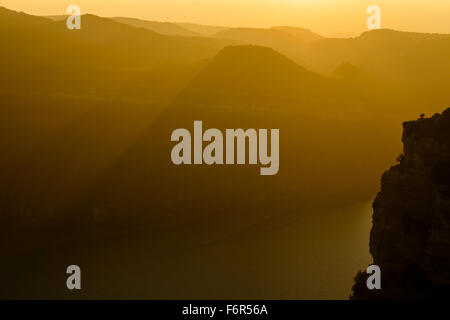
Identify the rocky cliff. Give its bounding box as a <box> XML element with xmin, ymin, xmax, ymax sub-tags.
<box><xmin>352</xmin><ymin>109</ymin><xmax>450</xmax><ymax>299</ymax></box>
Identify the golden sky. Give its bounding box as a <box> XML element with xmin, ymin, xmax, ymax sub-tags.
<box><xmin>1</xmin><ymin>0</ymin><xmax>450</xmax><ymax>36</ymax></box>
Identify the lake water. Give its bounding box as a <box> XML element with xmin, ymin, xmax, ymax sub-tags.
<box><xmin>2</xmin><ymin>202</ymin><xmax>372</xmax><ymax>299</ymax></box>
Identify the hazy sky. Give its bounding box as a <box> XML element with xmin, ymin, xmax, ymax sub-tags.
<box><xmin>1</xmin><ymin>0</ymin><xmax>450</xmax><ymax>36</ymax></box>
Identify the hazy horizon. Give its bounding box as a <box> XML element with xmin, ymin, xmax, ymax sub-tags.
<box><xmin>1</xmin><ymin>0</ymin><xmax>450</xmax><ymax>36</ymax></box>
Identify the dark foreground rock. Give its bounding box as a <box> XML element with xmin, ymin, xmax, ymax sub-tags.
<box><xmin>352</xmin><ymin>109</ymin><xmax>450</xmax><ymax>299</ymax></box>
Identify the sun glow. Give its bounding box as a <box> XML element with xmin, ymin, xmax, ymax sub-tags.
<box><xmin>1</xmin><ymin>0</ymin><xmax>449</xmax><ymax>35</ymax></box>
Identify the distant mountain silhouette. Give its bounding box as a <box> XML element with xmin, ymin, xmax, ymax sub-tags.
<box><xmin>332</xmin><ymin>63</ymin><xmax>368</xmax><ymax>79</ymax></box>
<box><xmin>111</xmin><ymin>17</ymin><xmax>200</xmax><ymax>36</ymax></box>
<box><xmin>331</xmin><ymin>63</ymin><xmax>380</xmax><ymax>88</ymax></box>
<box><xmin>305</xmin><ymin>29</ymin><xmax>450</xmax><ymax>85</ymax></box>
<box><xmin>38</xmin><ymin>9</ymin><xmax>450</xmax><ymax>100</ymax></box>
<box><xmin>212</xmin><ymin>27</ymin><xmax>307</xmax><ymax>64</ymax></box>
<box><xmin>46</xmin><ymin>16</ymin><xmax>229</xmax><ymax>37</ymax></box>
<box><xmin>176</xmin><ymin>22</ymin><xmax>229</xmax><ymax>36</ymax></box>
<box><xmin>0</xmin><ymin>6</ymin><xmax>52</xmax><ymax>27</ymax></box>
<box><xmin>0</xmin><ymin>10</ymin><xmax>230</xmax><ymax>95</ymax></box>
<box><xmin>181</xmin><ymin>45</ymin><xmax>326</xmax><ymax>104</ymax></box>
<box><xmin>359</xmin><ymin>28</ymin><xmax>450</xmax><ymax>42</ymax></box>
<box><xmin>211</xmin><ymin>26</ymin><xmax>450</xmax><ymax>99</ymax></box>
<box><xmin>44</xmin><ymin>15</ymin><xmax>66</xmax><ymax>22</ymax></box>
<box><xmin>271</xmin><ymin>26</ymin><xmax>323</xmax><ymax>42</ymax></box>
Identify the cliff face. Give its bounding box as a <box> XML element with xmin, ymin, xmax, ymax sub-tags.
<box><xmin>352</xmin><ymin>109</ymin><xmax>450</xmax><ymax>299</ymax></box>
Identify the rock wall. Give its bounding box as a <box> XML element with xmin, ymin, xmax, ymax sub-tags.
<box><xmin>352</xmin><ymin>109</ymin><xmax>450</xmax><ymax>299</ymax></box>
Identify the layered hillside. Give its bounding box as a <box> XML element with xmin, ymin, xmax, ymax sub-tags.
<box><xmin>111</xmin><ymin>17</ymin><xmax>199</xmax><ymax>36</ymax></box>
<box><xmin>212</xmin><ymin>27</ymin><xmax>306</xmax><ymax>64</ymax></box>
<box><xmin>306</xmin><ymin>29</ymin><xmax>450</xmax><ymax>88</ymax></box>
<box><xmin>77</xmin><ymin>45</ymin><xmax>402</xmax><ymax>236</ymax></box>
<box><xmin>0</xmin><ymin>7</ymin><xmax>229</xmax><ymax>96</ymax></box>
<box><xmin>179</xmin><ymin>45</ymin><xmax>330</xmax><ymax>105</ymax></box>
<box><xmin>352</xmin><ymin>109</ymin><xmax>450</xmax><ymax>299</ymax></box>
<box><xmin>0</xmin><ymin>6</ymin><xmax>51</xmax><ymax>27</ymax></box>
<box><xmin>271</xmin><ymin>26</ymin><xmax>322</xmax><ymax>42</ymax></box>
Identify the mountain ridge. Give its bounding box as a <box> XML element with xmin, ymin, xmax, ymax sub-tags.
<box><xmin>0</xmin><ymin>6</ymin><xmax>52</xmax><ymax>27</ymax></box>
